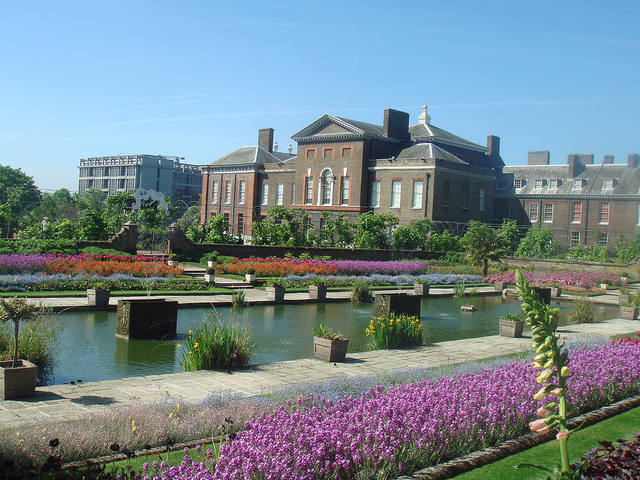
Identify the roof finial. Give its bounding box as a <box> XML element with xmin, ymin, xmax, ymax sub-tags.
<box><xmin>418</xmin><ymin>104</ymin><xmax>431</xmax><ymax>125</ymax></box>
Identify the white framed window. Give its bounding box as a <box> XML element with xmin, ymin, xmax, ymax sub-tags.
<box><xmin>570</xmin><ymin>232</ymin><xmax>581</xmax><ymax>247</ymax></box>
<box><xmin>412</xmin><ymin>180</ymin><xmax>423</xmax><ymax>209</ymax></box>
<box><xmin>260</xmin><ymin>182</ymin><xmax>269</xmax><ymax>205</ymax></box>
<box><xmin>603</xmin><ymin>178</ymin><xmax>614</xmax><ymax>190</ymax></box>
<box><xmin>514</xmin><ymin>179</ymin><xmax>525</xmax><ymax>189</ymax></box>
<box><xmin>572</xmin><ymin>179</ymin><xmax>585</xmax><ymax>190</ymax></box>
<box><xmin>371</xmin><ymin>181</ymin><xmax>381</xmax><ymax>207</ymax></box>
<box><xmin>224</xmin><ymin>180</ymin><xmax>232</xmax><ymax>204</ymax></box>
<box><xmin>534</xmin><ymin>179</ymin><xmax>544</xmax><ymax>189</ymax></box>
<box><xmin>304</xmin><ymin>177</ymin><xmax>313</xmax><ymax>204</ymax></box>
<box><xmin>320</xmin><ymin>169</ymin><xmax>333</xmax><ymax>205</ymax></box>
<box><xmin>543</xmin><ymin>203</ymin><xmax>554</xmax><ymax>222</ymax></box>
<box><xmin>571</xmin><ymin>202</ymin><xmax>582</xmax><ymax>223</ymax></box>
<box><xmin>291</xmin><ymin>183</ymin><xmax>296</xmax><ymax>205</ymax></box>
<box><xmin>238</xmin><ymin>180</ymin><xmax>246</xmax><ymax>204</ymax></box>
<box><xmin>549</xmin><ymin>179</ymin><xmax>560</xmax><ymax>189</ymax></box>
<box><xmin>479</xmin><ymin>187</ymin><xmax>486</xmax><ymax>211</ymax></box>
<box><xmin>637</xmin><ymin>203</ymin><xmax>640</xmax><ymax>225</ymax></box>
<box><xmin>599</xmin><ymin>203</ymin><xmax>610</xmax><ymax>224</ymax></box>
<box><xmin>598</xmin><ymin>233</ymin><xmax>608</xmax><ymax>247</ymax></box>
<box><xmin>276</xmin><ymin>182</ymin><xmax>284</xmax><ymax>206</ymax></box>
<box><xmin>340</xmin><ymin>176</ymin><xmax>350</xmax><ymax>205</ymax></box>
<box><xmin>391</xmin><ymin>180</ymin><xmax>401</xmax><ymax>208</ymax></box>
<box><xmin>210</xmin><ymin>181</ymin><xmax>218</xmax><ymax>204</ymax></box>
<box><xmin>529</xmin><ymin>203</ymin><xmax>539</xmax><ymax>222</ymax></box>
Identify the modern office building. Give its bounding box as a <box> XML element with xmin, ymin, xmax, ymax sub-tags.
<box><xmin>78</xmin><ymin>154</ymin><xmax>202</xmax><ymax>206</ymax></box>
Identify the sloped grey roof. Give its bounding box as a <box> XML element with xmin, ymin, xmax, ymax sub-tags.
<box><xmin>501</xmin><ymin>163</ymin><xmax>640</xmax><ymax>197</ymax></box>
<box><xmin>410</xmin><ymin>123</ymin><xmax>489</xmax><ymax>153</ymax></box>
<box><xmin>207</xmin><ymin>146</ymin><xmax>294</xmax><ymax>166</ymax></box>
<box><xmin>334</xmin><ymin>116</ymin><xmax>385</xmax><ymax>137</ymax></box>
<box><xmin>394</xmin><ymin>143</ymin><xmax>467</xmax><ymax>164</ymax></box>
<box><xmin>291</xmin><ymin>114</ymin><xmax>387</xmax><ymax>140</ymax></box>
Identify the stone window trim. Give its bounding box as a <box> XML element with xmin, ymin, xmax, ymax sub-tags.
<box><xmin>210</xmin><ymin>180</ymin><xmax>219</xmax><ymax>204</ymax></box>
<box><xmin>599</xmin><ymin>202</ymin><xmax>610</xmax><ymax>225</ymax></box>
<box><xmin>340</xmin><ymin>146</ymin><xmax>353</xmax><ymax>158</ymax></box>
<box><xmin>571</xmin><ymin>202</ymin><xmax>582</xmax><ymax>224</ymax></box>
<box><xmin>323</xmin><ymin>147</ymin><xmax>334</xmax><ymax>159</ymax></box>
<box><xmin>305</xmin><ymin>148</ymin><xmax>317</xmax><ymax>159</ymax></box>
<box><xmin>304</xmin><ymin>176</ymin><xmax>314</xmax><ymax>205</ymax></box>
<box><xmin>543</xmin><ymin>203</ymin><xmax>554</xmax><ymax>223</ymax></box>
<box><xmin>391</xmin><ymin>179</ymin><xmax>402</xmax><ymax>209</ymax></box>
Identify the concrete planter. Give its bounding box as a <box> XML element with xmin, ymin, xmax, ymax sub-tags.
<box><xmin>600</xmin><ymin>283</ymin><xmax>608</xmax><ymax>291</ymax></box>
<box><xmin>551</xmin><ymin>287</ymin><xmax>562</xmax><ymax>298</ymax></box>
<box><xmin>266</xmin><ymin>286</ymin><xmax>285</xmax><ymax>302</ymax></box>
<box><xmin>87</xmin><ymin>288</ymin><xmax>111</xmax><ymax>307</ymax></box>
<box><xmin>413</xmin><ymin>283</ymin><xmax>430</xmax><ymax>297</ymax></box>
<box><xmin>619</xmin><ymin>294</ymin><xmax>631</xmax><ymax>305</ymax></box>
<box><xmin>204</xmin><ymin>274</ymin><xmax>215</xmax><ymax>284</ymax></box>
<box><xmin>494</xmin><ymin>281</ymin><xmax>506</xmax><ymax>291</ymax></box>
<box><xmin>0</xmin><ymin>359</ymin><xmax>38</xmax><ymax>400</ymax></box>
<box><xmin>499</xmin><ymin>318</ymin><xmax>525</xmax><ymax>338</ymax></box>
<box><xmin>313</xmin><ymin>336</ymin><xmax>349</xmax><ymax>362</ymax></box>
<box><xmin>621</xmin><ymin>306</ymin><xmax>639</xmax><ymax>320</ymax></box>
<box><xmin>207</xmin><ymin>260</ymin><xmax>217</xmax><ymax>268</ymax></box>
<box><xmin>167</xmin><ymin>260</ymin><xmax>178</xmax><ymax>267</ymax></box>
<box><xmin>309</xmin><ymin>285</ymin><xmax>327</xmax><ymax>300</ymax></box>
<box><xmin>245</xmin><ymin>273</ymin><xmax>256</xmax><ymax>284</ymax></box>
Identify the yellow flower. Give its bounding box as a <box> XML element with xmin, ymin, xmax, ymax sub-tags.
<box><xmin>189</xmin><ymin>330</ymin><xmax>193</xmax><ymax>335</ymax></box>
<box><xmin>193</xmin><ymin>343</ymin><xmax>199</xmax><ymax>350</ymax></box>
<box><xmin>176</xmin><ymin>344</ymin><xmax>182</xmax><ymax>348</ymax></box>
<box><xmin>131</xmin><ymin>420</ymin><xmax>137</xmax><ymax>433</ymax></box>
<box><xmin>176</xmin><ymin>403</ymin><xmax>181</xmax><ymax>411</ymax></box>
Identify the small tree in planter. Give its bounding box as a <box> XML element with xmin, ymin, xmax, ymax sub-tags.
<box><xmin>245</xmin><ymin>267</ymin><xmax>256</xmax><ymax>284</ymax></box>
<box><xmin>0</xmin><ymin>297</ymin><xmax>40</xmax><ymax>400</ymax></box>
<box><xmin>498</xmin><ymin>312</ymin><xmax>525</xmax><ymax>337</ymax></box>
<box><xmin>87</xmin><ymin>281</ymin><xmax>111</xmax><ymax>307</ymax></box>
<box><xmin>313</xmin><ymin>324</ymin><xmax>349</xmax><ymax>362</ymax></box>
<box><xmin>413</xmin><ymin>278</ymin><xmax>431</xmax><ymax>297</ymax></box>
<box><xmin>204</xmin><ymin>267</ymin><xmax>216</xmax><ymax>284</ymax></box>
<box><xmin>309</xmin><ymin>277</ymin><xmax>328</xmax><ymax>300</ymax></box>
<box><xmin>207</xmin><ymin>254</ymin><xmax>218</xmax><ymax>269</ymax></box>
<box><xmin>167</xmin><ymin>253</ymin><xmax>179</xmax><ymax>267</ymax></box>
<box><xmin>265</xmin><ymin>278</ymin><xmax>286</xmax><ymax>302</ymax></box>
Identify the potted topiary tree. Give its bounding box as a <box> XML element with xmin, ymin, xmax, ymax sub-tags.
<box><xmin>313</xmin><ymin>324</ymin><xmax>349</xmax><ymax>362</ymax></box>
<box><xmin>498</xmin><ymin>312</ymin><xmax>525</xmax><ymax>338</ymax></box>
<box><xmin>207</xmin><ymin>255</ymin><xmax>218</xmax><ymax>269</ymax></box>
<box><xmin>413</xmin><ymin>278</ymin><xmax>431</xmax><ymax>297</ymax></box>
<box><xmin>265</xmin><ymin>278</ymin><xmax>286</xmax><ymax>302</ymax></box>
<box><xmin>0</xmin><ymin>297</ymin><xmax>40</xmax><ymax>400</ymax></box>
<box><xmin>87</xmin><ymin>281</ymin><xmax>111</xmax><ymax>307</ymax></box>
<box><xmin>204</xmin><ymin>267</ymin><xmax>216</xmax><ymax>284</ymax></box>
<box><xmin>167</xmin><ymin>253</ymin><xmax>179</xmax><ymax>267</ymax></box>
<box><xmin>309</xmin><ymin>277</ymin><xmax>328</xmax><ymax>300</ymax></box>
<box><xmin>245</xmin><ymin>267</ymin><xmax>256</xmax><ymax>284</ymax></box>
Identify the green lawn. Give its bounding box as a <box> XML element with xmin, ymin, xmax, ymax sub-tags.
<box><xmin>453</xmin><ymin>405</ymin><xmax>640</xmax><ymax>479</ymax></box>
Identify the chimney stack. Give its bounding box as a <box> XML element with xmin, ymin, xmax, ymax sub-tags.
<box><xmin>603</xmin><ymin>155</ymin><xmax>614</xmax><ymax>164</ymax></box>
<box><xmin>383</xmin><ymin>108</ymin><xmax>410</xmax><ymax>141</ymax></box>
<box><xmin>628</xmin><ymin>153</ymin><xmax>639</xmax><ymax>169</ymax></box>
<box><xmin>487</xmin><ymin>135</ymin><xmax>500</xmax><ymax>157</ymax></box>
<box><xmin>567</xmin><ymin>154</ymin><xmax>584</xmax><ymax>178</ymax></box>
<box><xmin>258</xmin><ymin>128</ymin><xmax>274</xmax><ymax>153</ymax></box>
<box><xmin>528</xmin><ymin>151</ymin><xmax>550</xmax><ymax>165</ymax></box>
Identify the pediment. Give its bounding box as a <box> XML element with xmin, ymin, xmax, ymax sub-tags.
<box><xmin>292</xmin><ymin>114</ymin><xmax>372</xmax><ymax>140</ymax></box>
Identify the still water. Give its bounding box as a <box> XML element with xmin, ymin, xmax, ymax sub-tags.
<box><xmin>49</xmin><ymin>295</ymin><xmax>620</xmax><ymax>385</ymax></box>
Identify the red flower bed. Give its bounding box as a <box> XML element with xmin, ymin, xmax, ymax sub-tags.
<box><xmin>223</xmin><ymin>258</ymin><xmax>339</xmax><ymax>277</ymax></box>
<box><xmin>44</xmin><ymin>257</ymin><xmax>182</xmax><ymax>277</ymax></box>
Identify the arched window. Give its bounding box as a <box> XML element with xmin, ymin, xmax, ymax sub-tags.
<box><xmin>320</xmin><ymin>169</ymin><xmax>333</xmax><ymax>205</ymax></box>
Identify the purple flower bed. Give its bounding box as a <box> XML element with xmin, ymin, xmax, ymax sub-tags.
<box><xmin>333</xmin><ymin>260</ymin><xmax>430</xmax><ymax>276</ymax></box>
<box><xmin>172</xmin><ymin>341</ymin><xmax>639</xmax><ymax>479</ymax></box>
<box><xmin>484</xmin><ymin>270</ymin><xmax>623</xmax><ymax>291</ymax></box>
<box><xmin>0</xmin><ymin>254</ymin><xmax>56</xmax><ymax>274</ymax></box>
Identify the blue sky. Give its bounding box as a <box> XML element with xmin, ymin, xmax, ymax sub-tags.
<box><xmin>1</xmin><ymin>0</ymin><xmax>638</xmax><ymax>192</ymax></box>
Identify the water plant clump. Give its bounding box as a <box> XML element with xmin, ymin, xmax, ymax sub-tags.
<box><xmin>350</xmin><ymin>279</ymin><xmax>372</xmax><ymax>303</ymax></box>
<box><xmin>366</xmin><ymin>313</ymin><xmax>423</xmax><ymax>350</ymax></box>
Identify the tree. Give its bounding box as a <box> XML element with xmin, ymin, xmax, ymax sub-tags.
<box><xmin>392</xmin><ymin>219</ymin><xmax>434</xmax><ymax>251</ymax></box>
<box><xmin>202</xmin><ymin>214</ymin><xmax>234</xmax><ymax>244</ymax></box>
<box><xmin>353</xmin><ymin>212</ymin><xmax>398</xmax><ymax>250</ymax></box>
<box><xmin>461</xmin><ymin>220</ymin><xmax>515</xmax><ymax>276</ymax></box>
<box><xmin>0</xmin><ymin>165</ymin><xmax>41</xmax><ymax>238</ymax></box>
<box><xmin>316</xmin><ymin>211</ymin><xmax>354</xmax><ymax>248</ymax></box>
<box><xmin>251</xmin><ymin>206</ymin><xmax>314</xmax><ymax>247</ymax></box>
<box><xmin>515</xmin><ymin>223</ymin><xmax>559</xmax><ymax>258</ymax></box>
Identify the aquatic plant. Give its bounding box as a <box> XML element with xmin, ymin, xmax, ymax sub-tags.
<box><xmin>366</xmin><ymin>313</ymin><xmax>423</xmax><ymax>350</ymax></box>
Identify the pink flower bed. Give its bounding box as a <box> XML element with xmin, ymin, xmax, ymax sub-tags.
<box><xmin>484</xmin><ymin>270</ymin><xmax>623</xmax><ymax>291</ymax></box>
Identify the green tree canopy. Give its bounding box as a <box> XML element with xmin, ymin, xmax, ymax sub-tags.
<box><xmin>353</xmin><ymin>212</ymin><xmax>398</xmax><ymax>250</ymax></box>
<box><xmin>0</xmin><ymin>165</ymin><xmax>41</xmax><ymax>238</ymax></box>
<box><xmin>461</xmin><ymin>220</ymin><xmax>516</xmax><ymax>276</ymax></box>
<box><xmin>392</xmin><ymin>219</ymin><xmax>434</xmax><ymax>251</ymax></box>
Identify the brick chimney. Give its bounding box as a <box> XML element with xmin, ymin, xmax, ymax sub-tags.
<box><xmin>628</xmin><ymin>153</ymin><xmax>639</xmax><ymax>169</ymax></box>
<box><xmin>487</xmin><ymin>135</ymin><xmax>500</xmax><ymax>157</ymax></box>
<box><xmin>528</xmin><ymin>151</ymin><xmax>550</xmax><ymax>165</ymax></box>
<box><xmin>567</xmin><ymin>154</ymin><xmax>584</xmax><ymax>178</ymax></box>
<box><xmin>603</xmin><ymin>155</ymin><xmax>614</xmax><ymax>164</ymax></box>
<box><xmin>258</xmin><ymin>128</ymin><xmax>274</xmax><ymax>153</ymax></box>
<box><xmin>383</xmin><ymin>109</ymin><xmax>410</xmax><ymax>141</ymax></box>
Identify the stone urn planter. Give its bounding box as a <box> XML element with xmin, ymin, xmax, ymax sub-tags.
<box><xmin>413</xmin><ymin>283</ymin><xmax>430</xmax><ymax>297</ymax></box>
<box><xmin>313</xmin><ymin>336</ymin><xmax>349</xmax><ymax>362</ymax></box>
<box><xmin>309</xmin><ymin>284</ymin><xmax>327</xmax><ymax>300</ymax></box>
<box><xmin>621</xmin><ymin>305</ymin><xmax>639</xmax><ymax>320</ymax></box>
<box><xmin>499</xmin><ymin>318</ymin><xmax>525</xmax><ymax>338</ymax></box>
<box><xmin>266</xmin><ymin>286</ymin><xmax>285</xmax><ymax>302</ymax></box>
<box><xmin>87</xmin><ymin>288</ymin><xmax>111</xmax><ymax>307</ymax></box>
<box><xmin>0</xmin><ymin>359</ymin><xmax>38</xmax><ymax>400</ymax></box>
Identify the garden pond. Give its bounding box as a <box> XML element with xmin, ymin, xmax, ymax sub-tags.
<box><xmin>46</xmin><ymin>294</ymin><xmax>620</xmax><ymax>385</ymax></box>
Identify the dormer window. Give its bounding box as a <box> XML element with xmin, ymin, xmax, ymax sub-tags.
<box><xmin>496</xmin><ymin>179</ymin><xmax>506</xmax><ymax>190</ymax></box>
<box><xmin>514</xmin><ymin>179</ymin><xmax>525</xmax><ymax>189</ymax></box>
<box><xmin>572</xmin><ymin>179</ymin><xmax>586</xmax><ymax>190</ymax></box>
<box><xmin>602</xmin><ymin>178</ymin><xmax>616</xmax><ymax>190</ymax></box>
<box><xmin>534</xmin><ymin>179</ymin><xmax>545</xmax><ymax>189</ymax></box>
<box><xmin>549</xmin><ymin>179</ymin><xmax>561</xmax><ymax>189</ymax></box>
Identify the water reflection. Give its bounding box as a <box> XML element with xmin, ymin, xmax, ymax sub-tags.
<box><xmin>48</xmin><ymin>295</ymin><xmax>620</xmax><ymax>386</ymax></box>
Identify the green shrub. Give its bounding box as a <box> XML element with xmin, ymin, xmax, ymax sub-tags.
<box><xmin>350</xmin><ymin>280</ymin><xmax>372</xmax><ymax>303</ymax></box>
<box><xmin>313</xmin><ymin>324</ymin><xmax>344</xmax><ymax>340</ymax></box>
<box><xmin>366</xmin><ymin>313</ymin><xmax>423</xmax><ymax>350</ymax></box>
<box><xmin>453</xmin><ymin>283</ymin><xmax>467</xmax><ymax>297</ymax></box>
<box><xmin>567</xmin><ymin>297</ymin><xmax>595</xmax><ymax>324</ymax></box>
<box><xmin>231</xmin><ymin>290</ymin><xmax>247</xmax><ymax>308</ymax></box>
<box><xmin>180</xmin><ymin>317</ymin><xmax>253</xmax><ymax>371</ymax></box>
